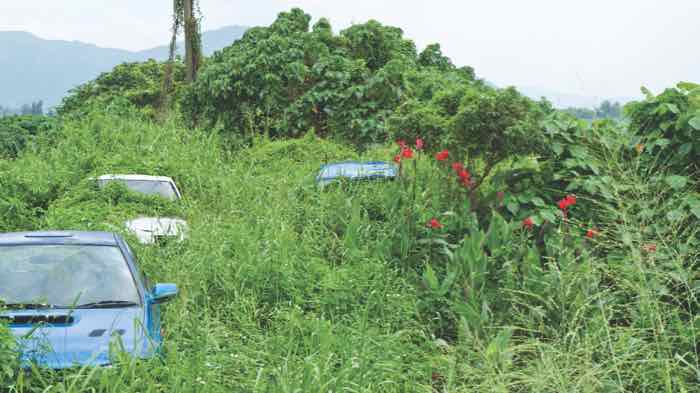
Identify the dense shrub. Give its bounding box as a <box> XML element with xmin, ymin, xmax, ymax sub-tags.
<box><xmin>59</xmin><ymin>60</ymin><xmax>186</xmax><ymax>118</ymax></box>
<box><xmin>625</xmin><ymin>82</ymin><xmax>700</xmax><ymax>173</ymax></box>
<box><xmin>0</xmin><ymin>115</ymin><xmax>55</xmax><ymax>159</ymax></box>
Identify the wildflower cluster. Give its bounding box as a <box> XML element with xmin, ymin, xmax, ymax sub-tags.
<box><xmin>394</xmin><ymin>138</ymin><xmax>423</xmax><ymax>164</ymax></box>
<box><xmin>557</xmin><ymin>194</ymin><xmax>577</xmax><ymax>211</ymax></box>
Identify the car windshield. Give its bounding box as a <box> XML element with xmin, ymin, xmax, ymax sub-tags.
<box><xmin>0</xmin><ymin>245</ymin><xmax>140</xmax><ymax>308</ymax></box>
<box><xmin>320</xmin><ymin>163</ymin><xmax>395</xmax><ymax>179</ymax></box>
<box><xmin>99</xmin><ymin>179</ymin><xmax>178</xmax><ymax>200</ymax></box>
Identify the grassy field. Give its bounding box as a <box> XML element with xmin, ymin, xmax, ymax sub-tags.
<box><xmin>1</xmin><ymin>107</ymin><xmax>698</xmax><ymax>392</ymax></box>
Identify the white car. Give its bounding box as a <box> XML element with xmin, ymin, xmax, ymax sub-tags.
<box><xmin>124</xmin><ymin>217</ymin><xmax>189</xmax><ymax>245</ymax></box>
<box><xmin>95</xmin><ymin>174</ymin><xmax>188</xmax><ymax>245</ymax></box>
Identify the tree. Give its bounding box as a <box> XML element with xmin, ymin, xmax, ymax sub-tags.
<box><xmin>164</xmin><ymin>0</ymin><xmax>201</xmax><ymax>85</ymax></box>
<box><xmin>595</xmin><ymin>100</ymin><xmax>621</xmax><ymax>119</ymax></box>
<box><xmin>182</xmin><ymin>0</ymin><xmax>201</xmax><ymax>83</ymax></box>
<box><xmin>563</xmin><ymin>106</ymin><xmax>596</xmax><ymax>120</ymax></box>
<box><xmin>181</xmin><ymin>8</ymin><xmax>419</xmax><ymax>147</ymax></box>
<box><xmin>18</xmin><ymin>101</ymin><xmax>43</xmax><ymax>116</ymax></box>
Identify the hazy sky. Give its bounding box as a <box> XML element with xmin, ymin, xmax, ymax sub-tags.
<box><xmin>2</xmin><ymin>0</ymin><xmax>698</xmax><ymax>99</ymax></box>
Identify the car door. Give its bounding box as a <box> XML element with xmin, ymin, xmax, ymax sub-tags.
<box><xmin>120</xmin><ymin>239</ymin><xmax>162</xmax><ymax>344</ymax></box>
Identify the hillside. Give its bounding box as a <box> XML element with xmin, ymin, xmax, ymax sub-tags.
<box><xmin>0</xmin><ymin>26</ymin><xmax>247</xmax><ymax>108</ymax></box>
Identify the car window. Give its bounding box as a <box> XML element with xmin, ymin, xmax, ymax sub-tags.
<box><xmin>122</xmin><ymin>240</ymin><xmax>151</xmax><ymax>290</ymax></box>
<box><xmin>0</xmin><ymin>245</ymin><xmax>140</xmax><ymax>307</ymax></box>
<box><xmin>98</xmin><ymin>179</ymin><xmax>178</xmax><ymax>200</ymax></box>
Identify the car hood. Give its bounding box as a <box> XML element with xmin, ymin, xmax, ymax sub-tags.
<box><xmin>124</xmin><ymin>217</ymin><xmax>188</xmax><ymax>245</ymax></box>
<box><xmin>4</xmin><ymin>307</ymin><xmax>153</xmax><ymax>369</ymax></box>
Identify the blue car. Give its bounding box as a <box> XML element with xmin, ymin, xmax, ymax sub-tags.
<box><xmin>316</xmin><ymin>161</ymin><xmax>398</xmax><ymax>188</ymax></box>
<box><xmin>0</xmin><ymin>231</ymin><xmax>177</xmax><ymax>369</ymax></box>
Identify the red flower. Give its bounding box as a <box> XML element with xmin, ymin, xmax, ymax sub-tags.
<box><xmin>427</xmin><ymin>218</ymin><xmax>443</xmax><ymax>229</ymax></box>
<box><xmin>401</xmin><ymin>147</ymin><xmax>414</xmax><ymax>159</ymax></box>
<box><xmin>557</xmin><ymin>194</ymin><xmax>577</xmax><ymax>210</ymax></box>
<box><xmin>396</xmin><ymin>139</ymin><xmax>407</xmax><ymax>149</ymax></box>
<box><xmin>585</xmin><ymin>229</ymin><xmax>598</xmax><ymax>238</ymax></box>
<box><xmin>451</xmin><ymin>162</ymin><xmax>464</xmax><ymax>173</ymax></box>
<box><xmin>497</xmin><ymin>191</ymin><xmax>505</xmax><ymax>202</ymax></box>
<box><xmin>522</xmin><ymin>217</ymin><xmax>534</xmax><ymax>230</ymax></box>
<box><xmin>393</xmin><ymin>154</ymin><xmax>402</xmax><ymax>164</ymax></box>
<box><xmin>436</xmin><ymin>150</ymin><xmax>449</xmax><ymax>161</ymax></box>
<box><xmin>457</xmin><ymin>169</ymin><xmax>471</xmax><ymax>187</ymax></box>
<box><xmin>415</xmin><ymin>138</ymin><xmax>424</xmax><ymax>150</ymax></box>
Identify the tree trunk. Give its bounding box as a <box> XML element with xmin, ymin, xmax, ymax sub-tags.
<box><xmin>183</xmin><ymin>0</ymin><xmax>198</xmax><ymax>83</ymax></box>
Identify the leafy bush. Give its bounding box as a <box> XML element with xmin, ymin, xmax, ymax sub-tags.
<box><xmin>0</xmin><ymin>115</ymin><xmax>56</xmax><ymax>159</ymax></box>
<box><xmin>625</xmin><ymin>82</ymin><xmax>700</xmax><ymax>172</ymax></box>
<box><xmin>59</xmin><ymin>60</ymin><xmax>186</xmax><ymax>118</ymax></box>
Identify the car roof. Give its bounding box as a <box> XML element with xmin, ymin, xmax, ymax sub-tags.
<box><xmin>97</xmin><ymin>174</ymin><xmax>175</xmax><ymax>183</ymax></box>
<box><xmin>0</xmin><ymin>231</ymin><xmax>119</xmax><ymax>246</ymax></box>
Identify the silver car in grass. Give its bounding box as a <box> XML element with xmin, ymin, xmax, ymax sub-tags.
<box><xmin>96</xmin><ymin>175</ymin><xmax>188</xmax><ymax>245</ymax></box>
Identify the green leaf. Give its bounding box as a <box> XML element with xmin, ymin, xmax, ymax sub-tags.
<box><xmin>686</xmin><ymin>196</ymin><xmax>700</xmax><ymax>209</ymax></box>
<box><xmin>531</xmin><ymin>197</ymin><xmax>545</xmax><ymax>207</ymax></box>
<box><xmin>568</xmin><ymin>146</ymin><xmax>587</xmax><ymax>159</ymax></box>
<box><xmin>667</xmin><ymin>210</ymin><xmax>685</xmax><ymax>222</ymax></box>
<box><xmin>678</xmin><ymin>81</ymin><xmax>700</xmax><ymax>92</ymax></box>
<box><xmin>691</xmin><ymin>206</ymin><xmax>700</xmax><ymax>220</ymax></box>
<box><xmin>653</xmin><ymin>138</ymin><xmax>671</xmax><ymax>148</ymax></box>
<box><xmin>665</xmin><ymin>175</ymin><xmax>688</xmax><ymax>190</ymax></box>
<box><xmin>540</xmin><ymin>210</ymin><xmax>557</xmax><ymax>223</ymax></box>
<box><xmin>506</xmin><ymin>202</ymin><xmax>519</xmax><ymax>215</ymax></box>
<box><xmin>551</xmin><ymin>142</ymin><xmax>564</xmax><ymax>156</ymax></box>
<box><xmin>689</xmin><ymin>116</ymin><xmax>700</xmax><ymax>131</ymax></box>
<box><xmin>622</xmin><ymin>232</ymin><xmax>633</xmax><ymax>246</ymax></box>
<box><xmin>679</xmin><ymin>143</ymin><xmax>693</xmax><ymax>157</ymax></box>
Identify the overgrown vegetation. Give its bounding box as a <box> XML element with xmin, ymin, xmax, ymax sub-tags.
<box><xmin>0</xmin><ymin>115</ymin><xmax>55</xmax><ymax>159</ymax></box>
<box><xmin>0</xmin><ymin>8</ymin><xmax>698</xmax><ymax>393</ymax></box>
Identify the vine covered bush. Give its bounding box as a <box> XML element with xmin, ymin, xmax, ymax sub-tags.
<box><xmin>59</xmin><ymin>60</ymin><xmax>186</xmax><ymax>118</ymax></box>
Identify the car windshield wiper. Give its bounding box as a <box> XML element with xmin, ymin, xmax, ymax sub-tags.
<box><xmin>74</xmin><ymin>300</ymin><xmax>140</xmax><ymax>309</ymax></box>
<box><xmin>1</xmin><ymin>303</ymin><xmax>60</xmax><ymax>310</ymax></box>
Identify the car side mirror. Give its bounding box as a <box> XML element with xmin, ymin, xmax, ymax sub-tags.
<box><xmin>152</xmin><ymin>283</ymin><xmax>178</xmax><ymax>304</ymax></box>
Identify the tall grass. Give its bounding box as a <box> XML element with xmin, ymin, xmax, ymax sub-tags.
<box><xmin>0</xmin><ymin>108</ymin><xmax>697</xmax><ymax>392</ymax></box>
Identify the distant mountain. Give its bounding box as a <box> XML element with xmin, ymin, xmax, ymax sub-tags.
<box><xmin>0</xmin><ymin>26</ymin><xmax>248</xmax><ymax>108</ymax></box>
<box><xmin>517</xmin><ymin>85</ymin><xmax>640</xmax><ymax>109</ymax></box>
<box><xmin>135</xmin><ymin>25</ymin><xmax>248</xmax><ymax>60</ymax></box>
